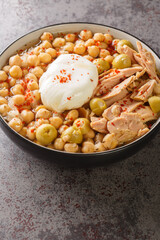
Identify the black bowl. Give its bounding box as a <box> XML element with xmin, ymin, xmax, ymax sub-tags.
<box><xmin>0</xmin><ymin>23</ymin><xmax>160</xmax><ymax>167</ymax></box>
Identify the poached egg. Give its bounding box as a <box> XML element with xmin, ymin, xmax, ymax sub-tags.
<box><xmin>39</xmin><ymin>54</ymin><xmax>98</xmax><ymax>112</ymax></box>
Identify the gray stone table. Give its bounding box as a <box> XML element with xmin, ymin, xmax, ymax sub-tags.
<box><xmin>0</xmin><ymin>1</ymin><xmax>160</xmax><ymax>239</ymax></box>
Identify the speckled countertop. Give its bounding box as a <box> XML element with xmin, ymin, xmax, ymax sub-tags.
<box><xmin>0</xmin><ymin>1</ymin><xmax>160</xmax><ymax>239</ymax></box>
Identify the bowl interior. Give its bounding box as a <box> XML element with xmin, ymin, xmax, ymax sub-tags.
<box><xmin>0</xmin><ymin>23</ymin><xmax>160</xmax><ymax>155</ymax></box>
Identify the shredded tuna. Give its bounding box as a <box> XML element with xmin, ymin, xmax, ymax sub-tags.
<box><xmin>103</xmin><ymin>95</ymin><xmax>143</xmax><ymax>120</ymax></box>
<box><xmin>131</xmin><ymin>79</ymin><xmax>156</xmax><ymax>102</ymax></box>
<box><xmin>134</xmin><ymin>41</ymin><xmax>160</xmax><ymax>83</ymax></box>
<box><xmin>117</xmin><ymin>44</ymin><xmax>137</xmax><ymax>63</ymax></box>
<box><xmin>107</xmin><ymin>112</ymin><xmax>145</xmax><ymax>144</ymax></box>
<box><xmin>90</xmin><ymin>117</ymin><xmax>108</xmax><ymax>133</ymax></box>
<box><xmin>94</xmin><ymin>66</ymin><xmax>143</xmax><ymax>96</ymax></box>
<box><xmin>134</xmin><ymin>105</ymin><xmax>157</xmax><ymax>122</ymax></box>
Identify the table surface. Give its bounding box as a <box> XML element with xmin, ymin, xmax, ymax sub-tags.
<box><xmin>0</xmin><ymin>1</ymin><xmax>160</xmax><ymax>239</ymax></box>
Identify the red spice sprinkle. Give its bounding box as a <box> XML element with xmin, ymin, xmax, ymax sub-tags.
<box><xmin>90</xmin><ymin>79</ymin><xmax>93</xmax><ymax>82</ymax></box>
<box><xmin>31</xmin><ymin>129</ymin><xmax>34</xmax><ymax>133</ymax></box>
<box><xmin>115</xmin><ymin>69</ymin><xmax>120</xmax><ymax>74</ymax></box>
<box><xmin>83</xmin><ymin>29</ymin><xmax>87</xmax><ymax>32</ymax></box>
<box><xmin>111</xmin><ymin>122</ymin><xmax>115</xmax><ymax>126</ymax></box>
<box><xmin>115</xmin><ymin>85</ymin><xmax>119</xmax><ymax>88</ymax></box>
<box><xmin>67</xmin><ymin>97</ymin><xmax>71</xmax><ymax>100</ymax></box>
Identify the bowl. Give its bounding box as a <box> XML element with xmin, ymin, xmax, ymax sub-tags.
<box><xmin>0</xmin><ymin>22</ymin><xmax>160</xmax><ymax>167</ymax></box>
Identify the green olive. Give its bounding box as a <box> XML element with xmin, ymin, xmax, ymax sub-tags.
<box><xmin>90</xmin><ymin>98</ymin><xmax>107</xmax><ymax>116</ymax></box>
<box><xmin>93</xmin><ymin>58</ymin><xmax>110</xmax><ymax>74</ymax></box>
<box><xmin>36</xmin><ymin>124</ymin><xmax>57</xmax><ymax>145</ymax></box>
<box><xmin>117</xmin><ymin>39</ymin><xmax>134</xmax><ymax>51</ymax></box>
<box><xmin>61</xmin><ymin>126</ymin><xmax>83</xmax><ymax>144</ymax></box>
<box><xmin>112</xmin><ymin>54</ymin><xmax>131</xmax><ymax>69</ymax></box>
<box><xmin>73</xmin><ymin>118</ymin><xmax>90</xmax><ymax>135</ymax></box>
<box><xmin>148</xmin><ymin>96</ymin><xmax>160</xmax><ymax>113</ymax></box>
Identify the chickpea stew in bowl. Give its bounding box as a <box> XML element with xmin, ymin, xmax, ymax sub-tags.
<box><xmin>0</xmin><ymin>23</ymin><xmax>160</xmax><ymax>159</ymax></box>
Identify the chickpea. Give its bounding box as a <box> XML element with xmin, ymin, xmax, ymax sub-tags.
<box><xmin>35</xmin><ymin>119</ymin><xmax>49</xmax><ymax>129</ymax></box>
<box><xmin>82</xmin><ymin>141</ymin><xmax>94</xmax><ymax>153</ymax></box>
<box><xmin>12</xmin><ymin>94</ymin><xmax>25</xmax><ymax>106</ymax></box>
<box><xmin>64</xmin><ymin>143</ymin><xmax>79</xmax><ymax>153</ymax></box>
<box><xmin>74</xmin><ymin>44</ymin><xmax>86</xmax><ymax>55</ymax></box>
<box><xmin>9</xmin><ymin>117</ymin><xmax>23</xmax><ymax>132</ymax></box>
<box><xmin>21</xmin><ymin>110</ymin><xmax>34</xmax><ymax>124</ymax></box>
<box><xmin>94</xmin><ymin>142</ymin><xmax>105</xmax><ymax>152</ymax></box>
<box><xmin>25</xmin><ymin>73</ymin><xmax>37</xmax><ymax>82</ymax></box>
<box><xmin>75</xmin><ymin>39</ymin><xmax>85</xmax><ymax>45</ymax></box>
<box><xmin>93</xmin><ymin>33</ymin><xmax>105</xmax><ymax>42</ymax></box>
<box><xmin>0</xmin><ymin>82</ymin><xmax>9</xmax><ymax>89</ymax></box>
<box><xmin>63</xmin><ymin>42</ymin><xmax>74</xmax><ymax>52</ymax></box>
<box><xmin>64</xmin><ymin>33</ymin><xmax>76</xmax><ymax>42</ymax></box>
<box><xmin>104</xmin><ymin>34</ymin><xmax>113</xmax><ymax>44</ymax></box>
<box><xmin>88</xmin><ymin>46</ymin><xmax>100</xmax><ymax>58</ymax></box>
<box><xmin>27</xmin><ymin>54</ymin><xmax>39</xmax><ymax>67</ymax></box>
<box><xmin>102</xmin><ymin>133</ymin><xmax>118</xmax><ymax>149</ymax></box>
<box><xmin>27</xmin><ymin>80</ymin><xmax>39</xmax><ymax>91</ymax></box>
<box><xmin>46</xmin><ymin>48</ymin><xmax>57</xmax><ymax>58</ymax></box>
<box><xmin>38</xmin><ymin>53</ymin><xmax>52</xmax><ymax>64</ymax></box>
<box><xmin>27</xmin><ymin>121</ymin><xmax>35</xmax><ymax>128</ymax></box>
<box><xmin>30</xmin><ymin>66</ymin><xmax>43</xmax><ymax>78</ymax></box>
<box><xmin>0</xmin><ymin>70</ymin><xmax>8</xmax><ymax>81</ymax></box>
<box><xmin>49</xmin><ymin>116</ymin><xmax>63</xmax><ymax>129</ymax></box>
<box><xmin>85</xmin><ymin>39</ymin><xmax>95</xmax><ymax>47</ymax></box>
<box><xmin>8</xmin><ymin>78</ymin><xmax>16</xmax><ymax>87</ymax></box>
<box><xmin>33</xmin><ymin>46</ymin><xmax>44</xmax><ymax>55</ymax></box>
<box><xmin>52</xmin><ymin>38</ymin><xmax>65</xmax><ymax>48</ymax></box>
<box><xmin>19</xmin><ymin>127</ymin><xmax>27</xmax><ymax>137</ymax></box>
<box><xmin>58</xmin><ymin>124</ymin><xmax>68</xmax><ymax>134</ymax></box>
<box><xmin>9</xmin><ymin>55</ymin><xmax>22</xmax><ymax>67</ymax></box>
<box><xmin>80</xmin><ymin>30</ymin><xmax>93</xmax><ymax>41</ymax></box>
<box><xmin>11</xmin><ymin>84</ymin><xmax>24</xmax><ymax>95</ymax></box>
<box><xmin>0</xmin><ymin>88</ymin><xmax>9</xmax><ymax>97</ymax></box>
<box><xmin>34</xmin><ymin>105</ymin><xmax>46</xmax><ymax>112</ymax></box>
<box><xmin>53</xmin><ymin>138</ymin><xmax>65</xmax><ymax>150</ymax></box>
<box><xmin>66</xmin><ymin>109</ymin><xmax>79</xmax><ymax>121</ymax></box>
<box><xmin>40</xmin><ymin>32</ymin><xmax>53</xmax><ymax>42</ymax></box>
<box><xmin>99</xmin><ymin>49</ymin><xmax>110</xmax><ymax>58</ymax></box>
<box><xmin>36</xmin><ymin>108</ymin><xmax>51</xmax><ymax>119</ymax></box>
<box><xmin>32</xmin><ymin>90</ymin><xmax>41</xmax><ymax>101</ymax></box>
<box><xmin>94</xmin><ymin>133</ymin><xmax>104</xmax><ymax>143</ymax></box>
<box><xmin>83</xmin><ymin>55</ymin><xmax>94</xmax><ymax>61</ymax></box>
<box><xmin>58</xmin><ymin>50</ymin><xmax>69</xmax><ymax>55</ymax></box>
<box><xmin>9</xmin><ymin>66</ymin><xmax>22</xmax><ymax>79</ymax></box>
<box><xmin>104</xmin><ymin>55</ymin><xmax>114</xmax><ymax>63</ymax></box>
<box><xmin>0</xmin><ymin>104</ymin><xmax>10</xmax><ymax>116</ymax></box>
<box><xmin>3</xmin><ymin>65</ymin><xmax>11</xmax><ymax>74</ymax></box>
<box><xmin>40</xmin><ymin>40</ymin><xmax>52</xmax><ymax>49</ymax></box>
<box><xmin>84</xmin><ymin>138</ymin><xmax>94</xmax><ymax>144</ymax></box>
<box><xmin>21</xmin><ymin>54</ymin><xmax>28</xmax><ymax>68</ymax></box>
<box><xmin>0</xmin><ymin>96</ymin><xmax>7</xmax><ymax>105</ymax></box>
<box><xmin>27</xmin><ymin>126</ymin><xmax>36</xmax><ymax>140</ymax></box>
<box><xmin>5</xmin><ymin>109</ymin><xmax>20</xmax><ymax>122</ymax></box>
<box><xmin>22</xmin><ymin>68</ymin><xmax>29</xmax><ymax>76</ymax></box>
<box><xmin>83</xmin><ymin>129</ymin><xmax>95</xmax><ymax>139</ymax></box>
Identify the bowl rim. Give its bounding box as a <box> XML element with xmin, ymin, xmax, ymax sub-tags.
<box><xmin>0</xmin><ymin>22</ymin><xmax>160</xmax><ymax>157</ymax></box>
